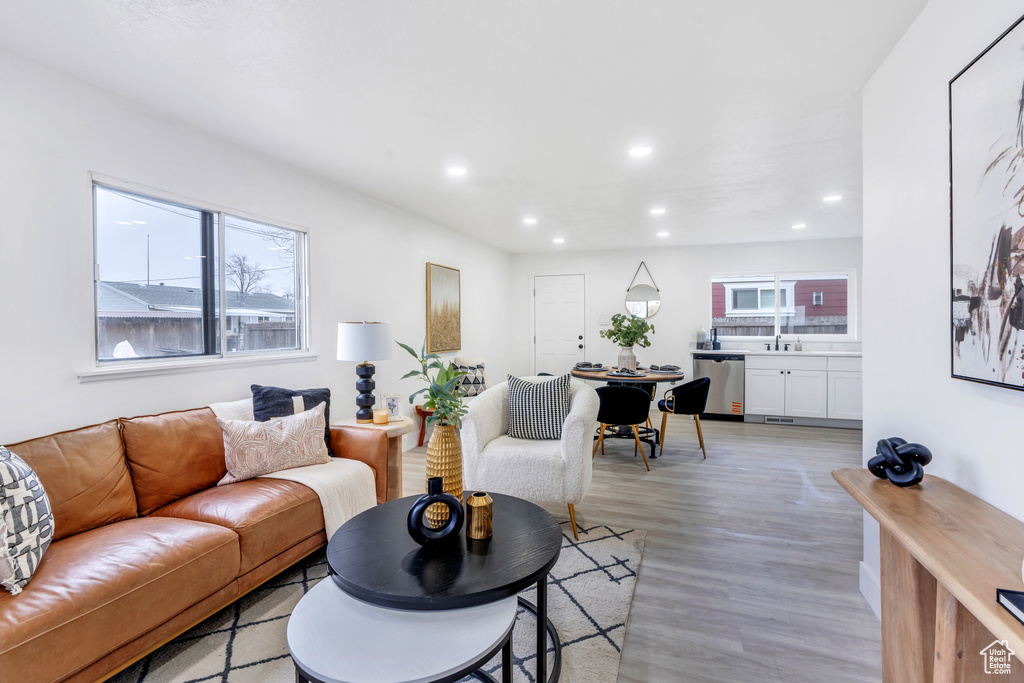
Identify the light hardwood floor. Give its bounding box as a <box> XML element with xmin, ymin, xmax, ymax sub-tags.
<box><xmin>403</xmin><ymin>416</ymin><xmax>881</xmax><ymax>683</ymax></box>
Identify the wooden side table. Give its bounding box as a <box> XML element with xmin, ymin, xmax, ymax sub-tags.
<box><xmin>334</xmin><ymin>415</ymin><xmax>415</xmax><ymax>501</ymax></box>
<box><xmin>415</xmin><ymin>405</ymin><xmax>436</xmax><ymax>447</ymax></box>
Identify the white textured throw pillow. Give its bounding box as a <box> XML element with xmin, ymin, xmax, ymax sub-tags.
<box><xmin>507</xmin><ymin>374</ymin><xmax>572</xmax><ymax>440</ymax></box>
<box><xmin>0</xmin><ymin>446</ymin><xmax>55</xmax><ymax>595</ymax></box>
<box><xmin>217</xmin><ymin>402</ymin><xmax>332</xmax><ymax>485</ymax></box>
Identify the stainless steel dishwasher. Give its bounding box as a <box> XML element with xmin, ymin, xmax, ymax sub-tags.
<box><xmin>692</xmin><ymin>353</ymin><xmax>745</xmax><ymax>419</ymax></box>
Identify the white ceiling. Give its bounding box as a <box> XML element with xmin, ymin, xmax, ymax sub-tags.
<box><xmin>0</xmin><ymin>1</ymin><xmax>926</xmax><ymax>253</ymax></box>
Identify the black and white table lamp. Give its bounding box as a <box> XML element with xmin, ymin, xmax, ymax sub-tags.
<box><xmin>337</xmin><ymin>321</ymin><xmax>393</xmax><ymax>424</ymax></box>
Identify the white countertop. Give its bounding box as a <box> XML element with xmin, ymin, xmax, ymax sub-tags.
<box><xmin>689</xmin><ymin>349</ymin><xmax>862</xmax><ymax>357</ymax></box>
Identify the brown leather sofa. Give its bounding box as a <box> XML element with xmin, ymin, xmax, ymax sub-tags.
<box><xmin>0</xmin><ymin>406</ymin><xmax>399</xmax><ymax>683</ymax></box>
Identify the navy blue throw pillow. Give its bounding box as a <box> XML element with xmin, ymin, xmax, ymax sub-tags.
<box><xmin>251</xmin><ymin>385</ymin><xmax>332</xmax><ymax>455</ymax></box>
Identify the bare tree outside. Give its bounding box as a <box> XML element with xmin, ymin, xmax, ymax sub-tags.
<box><xmin>226</xmin><ymin>253</ymin><xmax>268</xmax><ymax>296</ymax></box>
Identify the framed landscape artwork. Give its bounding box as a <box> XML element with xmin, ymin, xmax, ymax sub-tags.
<box><xmin>426</xmin><ymin>262</ymin><xmax>461</xmax><ymax>353</ymax></box>
<box><xmin>951</xmin><ymin>13</ymin><xmax>1024</xmax><ymax>390</ymax></box>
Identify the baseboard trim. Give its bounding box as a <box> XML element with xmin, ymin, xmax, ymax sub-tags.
<box><xmin>859</xmin><ymin>560</ymin><xmax>882</xmax><ymax>620</ymax></box>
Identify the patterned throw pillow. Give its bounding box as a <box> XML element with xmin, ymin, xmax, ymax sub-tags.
<box><xmin>455</xmin><ymin>362</ymin><xmax>487</xmax><ymax>397</ymax></box>
<box><xmin>0</xmin><ymin>446</ymin><xmax>54</xmax><ymax>595</ymax></box>
<box><xmin>217</xmin><ymin>402</ymin><xmax>332</xmax><ymax>485</ymax></box>
<box><xmin>507</xmin><ymin>374</ymin><xmax>572</xmax><ymax>440</ymax></box>
<box><xmin>251</xmin><ymin>384</ymin><xmax>332</xmax><ymax>454</ymax></box>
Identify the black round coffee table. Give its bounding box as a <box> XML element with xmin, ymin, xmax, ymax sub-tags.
<box><xmin>328</xmin><ymin>492</ymin><xmax>564</xmax><ymax>683</ymax></box>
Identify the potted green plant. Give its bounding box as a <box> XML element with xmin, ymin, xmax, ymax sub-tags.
<box><xmin>398</xmin><ymin>340</ymin><xmax>467</xmax><ymax>524</ymax></box>
<box><xmin>599</xmin><ymin>313</ymin><xmax>655</xmax><ymax>371</ymax></box>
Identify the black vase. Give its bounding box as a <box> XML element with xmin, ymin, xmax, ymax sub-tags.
<box><xmin>407</xmin><ymin>477</ymin><xmax>464</xmax><ymax>546</ymax></box>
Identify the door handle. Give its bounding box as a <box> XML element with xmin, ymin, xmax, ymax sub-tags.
<box><xmin>578</xmin><ymin>344</ymin><xmax>584</xmax><ymax>349</ymax></box>
<box><xmin>578</xmin><ymin>335</ymin><xmax>583</xmax><ymax>340</ymax></box>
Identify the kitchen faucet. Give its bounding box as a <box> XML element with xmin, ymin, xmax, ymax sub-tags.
<box><xmin>775</xmin><ymin>334</ymin><xmax>780</xmax><ymax>351</ymax></box>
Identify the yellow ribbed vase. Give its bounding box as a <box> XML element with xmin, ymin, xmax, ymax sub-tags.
<box><xmin>425</xmin><ymin>423</ymin><xmax>463</xmax><ymax>526</ymax></box>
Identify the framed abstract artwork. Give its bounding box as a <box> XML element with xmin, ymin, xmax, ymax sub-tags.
<box><xmin>426</xmin><ymin>263</ymin><xmax>461</xmax><ymax>353</ymax></box>
<box><xmin>951</xmin><ymin>13</ymin><xmax>1024</xmax><ymax>390</ymax></box>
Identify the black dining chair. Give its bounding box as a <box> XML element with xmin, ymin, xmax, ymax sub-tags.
<box><xmin>593</xmin><ymin>385</ymin><xmax>653</xmax><ymax>471</ymax></box>
<box><xmin>658</xmin><ymin>378</ymin><xmax>711</xmax><ymax>459</ymax></box>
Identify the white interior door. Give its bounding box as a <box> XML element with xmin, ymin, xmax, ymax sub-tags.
<box><xmin>534</xmin><ymin>275</ymin><xmax>586</xmax><ymax>375</ymax></box>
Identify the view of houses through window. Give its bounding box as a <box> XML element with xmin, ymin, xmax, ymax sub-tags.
<box><xmin>94</xmin><ymin>184</ymin><xmax>305</xmax><ymax>361</ymax></box>
<box><xmin>711</xmin><ymin>273</ymin><xmax>849</xmax><ymax>337</ymax></box>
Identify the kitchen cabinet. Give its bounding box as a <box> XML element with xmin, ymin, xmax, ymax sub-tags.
<box><xmin>826</xmin><ymin>356</ymin><xmax>863</xmax><ymax>420</ymax></box>
<box><xmin>745</xmin><ymin>355</ymin><xmax>829</xmax><ymax>419</ymax></box>
<box><xmin>785</xmin><ymin>370</ymin><xmax>829</xmax><ymax>418</ymax></box>
<box><xmin>745</xmin><ymin>368</ymin><xmax>787</xmax><ymax>415</ymax></box>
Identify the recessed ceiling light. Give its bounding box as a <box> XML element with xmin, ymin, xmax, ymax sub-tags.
<box><xmin>629</xmin><ymin>146</ymin><xmax>653</xmax><ymax>158</ymax></box>
<box><xmin>553</xmin><ymin>237</ymin><xmax>565</xmax><ymax>244</ymax></box>
<box><xmin>650</xmin><ymin>207</ymin><xmax>666</xmax><ymax>216</ymax></box>
<box><xmin>823</xmin><ymin>194</ymin><xmax>842</xmax><ymax>202</ymax></box>
<box><xmin>446</xmin><ymin>166</ymin><xmax>467</xmax><ymax>177</ymax></box>
<box><xmin>523</xmin><ymin>217</ymin><xmax>538</xmax><ymax>225</ymax></box>
<box><xmin>657</xmin><ymin>231</ymin><xmax>670</xmax><ymax>237</ymax></box>
<box><xmin>131</xmin><ymin>220</ymin><xmax>147</xmax><ymax>224</ymax></box>
<box><xmin>114</xmin><ymin>220</ymin><xmax>132</xmax><ymax>225</ymax></box>
<box><xmin>792</xmin><ymin>223</ymin><xmax>807</xmax><ymax>230</ymax></box>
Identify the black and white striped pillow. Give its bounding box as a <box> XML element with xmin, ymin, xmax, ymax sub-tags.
<box><xmin>0</xmin><ymin>446</ymin><xmax>54</xmax><ymax>595</ymax></box>
<box><xmin>507</xmin><ymin>374</ymin><xmax>571</xmax><ymax>440</ymax></box>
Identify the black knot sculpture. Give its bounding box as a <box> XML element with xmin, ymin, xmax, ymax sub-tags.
<box><xmin>868</xmin><ymin>437</ymin><xmax>932</xmax><ymax>487</ymax></box>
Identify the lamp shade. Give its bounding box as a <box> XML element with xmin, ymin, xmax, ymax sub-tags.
<box><xmin>337</xmin><ymin>322</ymin><xmax>393</xmax><ymax>362</ymax></box>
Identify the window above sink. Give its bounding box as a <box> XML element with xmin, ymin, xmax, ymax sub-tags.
<box><xmin>711</xmin><ymin>271</ymin><xmax>854</xmax><ymax>340</ymax></box>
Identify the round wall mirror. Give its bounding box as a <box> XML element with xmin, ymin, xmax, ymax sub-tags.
<box><xmin>625</xmin><ymin>284</ymin><xmax>661</xmax><ymax>318</ymax></box>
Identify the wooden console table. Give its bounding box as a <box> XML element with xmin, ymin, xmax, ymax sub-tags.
<box><xmin>834</xmin><ymin>468</ymin><xmax>1024</xmax><ymax>682</ymax></box>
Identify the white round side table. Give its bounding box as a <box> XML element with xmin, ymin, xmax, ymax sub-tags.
<box><xmin>288</xmin><ymin>579</ymin><xmax>517</xmax><ymax>683</ymax></box>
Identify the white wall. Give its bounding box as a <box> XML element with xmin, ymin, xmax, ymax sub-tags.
<box><xmin>861</xmin><ymin>0</ymin><xmax>1024</xmax><ymax>616</ymax></box>
<box><xmin>0</xmin><ymin>49</ymin><xmax>515</xmax><ymax>445</ymax></box>
<box><xmin>510</xmin><ymin>238</ymin><xmax>863</xmax><ymax>371</ymax></box>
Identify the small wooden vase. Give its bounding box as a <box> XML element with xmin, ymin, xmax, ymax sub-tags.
<box><xmin>425</xmin><ymin>423</ymin><xmax>463</xmax><ymax>526</ymax></box>
<box><xmin>465</xmin><ymin>491</ymin><xmax>493</xmax><ymax>539</ymax></box>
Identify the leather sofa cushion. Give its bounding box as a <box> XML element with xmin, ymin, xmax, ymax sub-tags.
<box><xmin>0</xmin><ymin>517</ymin><xmax>239</xmax><ymax>683</ymax></box>
<box><xmin>121</xmin><ymin>408</ymin><xmax>228</xmax><ymax>516</ymax></box>
<box><xmin>151</xmin><ymin>478</ymin><xmax>324</xmax><ymax>575</ymax></box>
<box><xmin>7</xmin><ymin>421</ymin><xmax>137</xmax><ymax>542</ymax></box>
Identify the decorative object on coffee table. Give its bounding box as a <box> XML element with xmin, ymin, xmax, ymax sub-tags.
<box><xmin>337</xmin><ymin>321</ymin><xmax>393</xmax><ymax>423</ymax></box>
<box><xmin>407</xmin><ymin>477</ymin><xmax>465</xmax><ymax>545</ymax></box>
<box><xmin>426</xmin><ymin>262</ymin><xmax>461</xmax><ymax>353</ymax></box>
<box><xmin>599</xmin><ymin>314</ymin><xmax>654</xmax><ymax>372</ymax></box>
<box><xmin>867</xmin><ymin>437</ymin><xmax>933</xmax><ymax>487</ymax></box>
<box><xmin>466</xmin><ymin>491</ymin><xmax>494</xmax><ymax>540</ymax></box>
<box><xmin>399</xmin><ymin>339</ymin><xmax>467</xmax><ymax>525</ymax></box>
<box><xmin>426</xmin><ymin>424</ymin><xmax>464</xmax><ymax>526</ymax></box>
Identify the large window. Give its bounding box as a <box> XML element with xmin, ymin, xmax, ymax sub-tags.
<box><xmin>711</xmin><ymin>273</ymin><xmax>851</xmax><ymax>338</ymax></box>
<box><xmin>94</xmin><ymin>183</ymin><xmax>307</xmax><ymax>362</ymax></box>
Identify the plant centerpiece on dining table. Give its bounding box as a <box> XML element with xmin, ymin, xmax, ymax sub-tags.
<box><xmin>399</xmin><ymin>340</ymin><xmax>467</xmax><ymax>526</ymax></box>
<box><xmin>599</xmin><ymin>313</ymin><xmax>654</xmax><ymax>371</ymax></box>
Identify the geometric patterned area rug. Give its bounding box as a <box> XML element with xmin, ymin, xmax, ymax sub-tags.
<box><xmin>109</xmin><ymin>522</ymin><xmax>645</xmax><ymax>683</ymax></box>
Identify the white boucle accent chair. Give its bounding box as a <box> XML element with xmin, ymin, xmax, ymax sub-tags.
<box><xmin>462</xmin><ymin>377</ymin><xmax>600</xmax><ymax>540</ymax></box>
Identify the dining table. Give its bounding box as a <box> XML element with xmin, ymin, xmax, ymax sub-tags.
<box><xmin>570</xmin><ymin>367</ymin><xmax>687</xmax><ymax>458</ymax></box>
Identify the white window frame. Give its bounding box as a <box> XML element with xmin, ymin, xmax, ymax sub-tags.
<box><xmin>711</xmin><ymin>270</ymin><xmax>856</xmax><ymax>340</ymax></box>
<box><xmin>723</xmin><ymin>280</ymin><xmax>796</xmax><ymax>318</ymax></box>
<box><xmin>80</xmin><ymin>173</ymin><xmax>314</xmax><ymax>382</ymax></box>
